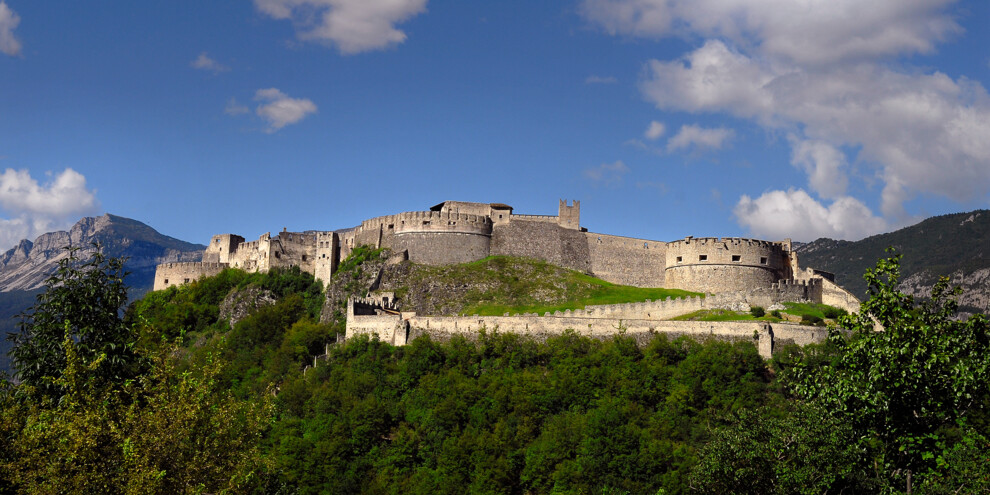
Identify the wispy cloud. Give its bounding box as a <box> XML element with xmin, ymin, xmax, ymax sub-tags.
<box><xmin>255</xmin><ymin>0</ymin><xmax>428</xmax><ymax>54</ymax></box>
<box><xmin>583</xmin><ymin>160</ymin><xmax>630</xmax><ymax>187</ymax></box>
<box><xmin>191</xmin><ymin>52</ymin><xmax>230</xmax><ymax>74</ymax></box>
<box><xmin>0</xmin><ymin>168</ymin><xmax>100</xmax><ymax>250</ymax></box>
<box><xmin>585</xmin><ymin>75</ymin><xmax>618</xmax><ymax>84</ymax></box>
<box><xmin>643</xmin><ymin>120</ymin><xmax>665</xmax><ymax>140</ymax></box>
<box><xmin>666</xmin><ymin>124</ymin><xmax>733</xmax><ymax>152</ymax></box>
<box><xmin>224</xmin><ymin>98</ymin><xmax>249</xmax><ymax>116</ymax></box>
<box><xmin>253</xmin><ymin>88</ymin><xmax>317</xmax><ymax>133</ymax></box>
<box><xmin>0</xmin><ymin>1</ymin><xmax>22</xmax><ymax>57</ymax></box>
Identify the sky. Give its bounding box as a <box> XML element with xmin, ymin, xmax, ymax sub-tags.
<box><xmin>0</xmin><ymin>1</ymin><xmax>988</xmax><ymax>251</ymax></box>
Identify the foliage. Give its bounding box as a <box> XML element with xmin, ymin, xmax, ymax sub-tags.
<box><xmin>7</xmin><ymin>245</ymin><xmax>140</xmax><ymax>399</ymax></box>
<box><xmin>770</xmin><ymin>309</ymin><xmax>782</xmax><ymax>319</ymax></box>
<box><xmin>690</xmin><ymin>401</ymin><xmax>875</xmax><ymax>494</ymax></box>
<box><xmin>781</xmin><ymin>302</ymin><xmax>846</xmax><ymax>321</ymax></box>
<box><xmin>0</xmin><ymin>337</ymin><xmax>272</xmax><ymax>494</ymax></box>
<box><xmin>749</xmin><ymin>306</ymin><xmax>765</xmax><ymax>318</ymax></box>
<box><xmin>799</xmin><ymin>314</ymin><xmax>824</xmax><ymax>326</ymax></box>
<box><xmin>788</xmin><ymin>251</ymin><xmax>990</xmax><ymax>486</ymax></box>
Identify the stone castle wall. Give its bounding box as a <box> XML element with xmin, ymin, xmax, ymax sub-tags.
<box><xmin>154</xmin><ymin>262</ymin><xmax>228</xmax><ymax>291</ymax></box>
<box><xmin>664</xmin><ymin>237</ymin><xmax>788</xmax><ymax>293</ymax></box>
<box><xmin>586</xmin><ymin>233</ymin><xmax>667</xmax><ymax>288</ymax></box>
<box><xmin>490</xmin><ymin>220</ymin><xmax>592</xmax><ymax>273</ymax></box>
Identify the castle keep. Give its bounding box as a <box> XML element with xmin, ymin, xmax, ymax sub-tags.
<box><xmin>154</xmin><ymin>199</ymin><xmax>856</xmax><ymax>309</ymax></box>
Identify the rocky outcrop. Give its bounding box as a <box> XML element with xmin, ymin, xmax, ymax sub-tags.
<box><xmin>0</xmin><ymin>214</ymin><xmax>205</xmax><ymax>293</ymax></box>
<box><xmin>219</xmin><ymin>286</ymin><xmax>277</xmax><ymax>328</ymax></box>
<box><xmin>899</xmin><ymin>268</ymin><xmax>990</xmax><ymax>315</ymax></box>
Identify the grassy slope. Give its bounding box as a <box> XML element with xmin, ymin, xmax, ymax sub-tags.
<box><xmin>394</xmin><ymin>256</ymin><xmax>701</xmax><ymax>317</ymax></box>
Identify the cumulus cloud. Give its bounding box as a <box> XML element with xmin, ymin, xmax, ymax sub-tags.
<box><xmin>255</xmin><ymin>0</ymin><xmax>428</xmax><ymax>54</ymax></box>
<box><xmin>580</xmin><ymin>0</ymin><xmax>962</xmax><ymax>66</ymax></box>
<box><xmin>584</xmin><ymin>160</ymin><xmax>630</xmax><ymax>187</ymax></box>
<box><xmin>191</xmin><ymin>52</ymin><xmax>230</xmax><ymax>74</ymax></box>
<box><xmin>0</xmin><ymin>168</ymin><xmax>100</xmax><ymax>250</ymax></box>
<box><xmin>586</xmin><ymin>75</ymin><xmax>618</xmax><ymax>84</ymax></box>
<box><xmin>666</xmin><ymin>124</ymin><xmax>733</xmax><ymax>152</ymax></box>
<box><xmin>581</xmin><ymin>0</ymin><xmax>989</xmax><ymax>239</ymax></box>
<box><xmin>0</xmin><ymin>1</ymin><xmax>22</xmax><ymax>57</ymax></box>
<box><xmin>253</xmin><ymin>88</ymin><xmax>317</xmax><ymax>133</ymax></box>
<box><xmin>734</xmin><ymin>189</ymin><xmax>888</xmax><ymax>242</ymax></box>
<box><xmin>643</xmin><ymin>120</ymin><xmax>665</xmax><ymax>140</ymax></box>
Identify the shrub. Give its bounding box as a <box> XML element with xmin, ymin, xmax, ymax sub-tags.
<box><xmin>749</xmin><ymin>306</ymin><xmax>765</xmax><ymax>318</ymax></box>
<box><xmin>822</xmin><ymin>306</ymin><xmax>848</xmax><ymax>319</ymax></box>
<box><xmin>771</xmin><ymin>310</ymin><xmax>782</xmax><ymax>319</ymax></box>
<box><xmin>801</xmin><ymin>314</ymin><xmax>824</xmax><ymax>326</ymax></box>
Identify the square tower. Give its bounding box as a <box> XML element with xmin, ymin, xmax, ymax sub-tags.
<box><xmin>558</xmin><ymin>199</ymin><xmax>580</xmax><ymax>230</ymax></box>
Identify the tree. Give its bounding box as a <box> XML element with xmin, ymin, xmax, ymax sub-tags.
<box><xmin>7</xmin><ymin>245</ymin><xmax>139</xmax><ymax>398</ymax></box>
<box><xmin>788</xmin><ymin>250</ymin><xmax>990</xmax><ymax>486</ymax></box>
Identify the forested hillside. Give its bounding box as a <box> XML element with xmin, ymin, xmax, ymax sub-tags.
<box><xmin>2</xmin><ymin>248</ymin><xmax>988</xmax><ymax>493</ymax></box>
<box><xmin>797</xmin><ymin>210</ymin><xmax>990</xmax><ymax>313</ymax></box>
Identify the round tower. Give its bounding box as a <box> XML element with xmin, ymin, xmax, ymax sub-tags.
<box><xmin>663</xmin><ymin>237</ymin><xmax>787</xmax><ymax>293</ymax></box>
<box><xmin>393</xmin><ymin>211</ymin><xmax>493</xmax><ymax>264</ymax></box>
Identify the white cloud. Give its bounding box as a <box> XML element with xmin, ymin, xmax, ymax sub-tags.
<box><xmin>0</xmin><ymin>168</ymin><xmax>100</xmax><ymax>250</ymax></box>
<box><xmin>643</xmin><ymin>120</ymin><xmax>665</xmax><ymax>140</ymax></box>
<box><xmin>734</xmin><ymin>189</ymin><xmax>888</xmax><ymax>241</ymax></box>
<box><xmin>666</xmin><ymin>124</ymin><xmax>733</xmax><ymax>152</ymax></box>
<box><xmin>0</xmin><ymin>1</ymin><xmax>23</xmax><ymax>57</ymax></box>
<box><xmin>255</xmin><ymin>0</ymin><xmax>428</xmax><ymax>54</ymax></box>
<box><xmin>224</xmin><ymin>97</ymin><xmax>250</xmax><ymax>116</ymax></box>
<box><xmin>253</xmin><ymin>88</ymin><xmax>317</xmax><ymax>133</ymax></box>
<box><xmin>586</xmin><ymin>75</ymin><xmax>618</xmax><ymax>84</ymax></box>
<box><xmin>580</xmin><ymin>0</ymin><xmax>962</xmax><ymax>66</ymax></box>
<box><xmin>641</xmin><ymin>41</ymin><xmax>990</xmax><ymax>217</ymax></box>
<box><xmin>191</xmin><ymin>52</ymin><xmax>230</xmax><ymax>74</ymax></box>
<box><xmin>789</xmin><ymin>138</ymin><xmax>848</xmax><ymax>199</ymax></box>
<box><xmin>583</xmin><ymin>160</ymin><xmax>630</xmax><ymax>187</ymax></box>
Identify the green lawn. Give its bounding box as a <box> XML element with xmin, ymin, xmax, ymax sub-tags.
<box><xmin>447</xmin><ymin>257</ymin><xmax>701</xmax><ymax>316</ymax></box>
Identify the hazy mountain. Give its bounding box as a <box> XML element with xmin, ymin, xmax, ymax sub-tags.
<box><xmin>1</xmin><ymin>214</ymin><xmax>205</xmax><ymax>374</ymax></box>
<box><xmin>796</xmin><ymin>210</ymin><xmax>989</xmax><ymax>314</ymax></box>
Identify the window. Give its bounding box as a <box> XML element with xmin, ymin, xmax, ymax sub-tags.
<box><xmin>699</xmin><ymin>254</ymin><xmax>708</xmax><ymax>261</ymax></box>
<box><xmin>183</xmin><ymin>278</ymin><xmax>190</xmax><ymax>284</ymax></box>
<box><xmin>676</xmin><ymin>256</ymin><xmax>683</xmax><ymax>263</ymax></box>
<box><xmin>164</xmin><ymin>279</ymin><xmax>168</xmax><ymax>284</ymax></box>
<box><xmin>301</xmin><ymin>255</ymin><xmax>307</xmax><ymax>261</ymax></box>
<box><xmin>760</xmin><ymin>257</ymin><xmax>768</xmax><ymax>265</ymax></box>
<box><xmin>732</xmin><ymin>255</ymin><xmax>741</xmax><ymax>262</ymax></box>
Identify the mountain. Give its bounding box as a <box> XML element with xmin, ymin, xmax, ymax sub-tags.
<box><xmin>796</xmin><ymin>210</ymin><xmax>990</xmax><ymax>314</ymax></box>
<box><xmin>1</xmin><ymin>214</ymin><xmax>205</xmax><ymax>374</ymax></box>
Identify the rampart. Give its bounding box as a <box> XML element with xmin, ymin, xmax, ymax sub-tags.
<box><xmin>664</xmin><ymin>237</ymin><xmax>788</xmax><ymax>293</ymax></box>
<box><xmin>154</xmin><ymin>262</ymin><xmax>229</xmax><ymax>291</ymax></box>
<box><xmin>586</xmin><ymin>233</ymin><xmax>667</xmax><ymax>287</ymax></box>
<box><xmin>345</xmin><ymin>296</ymin><xmax>826</xmax><ymax>358</ymax></box>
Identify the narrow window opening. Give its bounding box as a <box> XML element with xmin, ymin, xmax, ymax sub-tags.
<box><xmin>164</xmin><ymin>279</ymin><xmax>168</xmax><ymax>284</ymax></box>
<box><xmin>302</xmin><ymin>255</ymin><xmax>307</xmax><ymax>261</ymax></box>
<box><xmin>699</xmin><ymin>254</ymin><xmax>708</xmax><ymax>261</ymax></box>
<box><xmin>731</xmin><ymin>255</ymin><xmax>741</xmax><ymax>262</ymax></box>
<box><xmin>183</xmin><ymin>278</ymin><xmax>190</xmax><ymax>284</ymax></box>
<box><xmin>676</xmin><ymin>256</ymin><xmax>683</xmax><ymax>263</ymax></box>
<box><xmin>760</xmin><ymin>256</ymin><xmax>768</xmax><ymax>265</ymax></box>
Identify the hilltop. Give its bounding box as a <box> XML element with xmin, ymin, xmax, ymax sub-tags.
<box><xmin>796</xmin><ymin>210</ymin><xmax>990</xmax><ymax>313</ymax></box>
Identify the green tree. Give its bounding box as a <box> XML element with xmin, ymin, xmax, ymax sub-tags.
<box><xmin>789</xmin><ymin>251</ymin><xmax>990</xmax><ymax>485</ymax></box>
<box><xmin>7</xmin><ymin>245</ymin><xmax>139</xmax><ymax>398</ymax></box>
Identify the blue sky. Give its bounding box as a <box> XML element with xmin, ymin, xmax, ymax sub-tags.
<box><xmin>1</xmin><ymin>1</ymin><xmax>988</xmax><ymax>251</ymax></box>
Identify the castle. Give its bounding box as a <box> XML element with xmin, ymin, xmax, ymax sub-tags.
<box><xmin>154</xmin><ymin>200</ymin><xmax>860</xmax><ymax>357</ymax></box>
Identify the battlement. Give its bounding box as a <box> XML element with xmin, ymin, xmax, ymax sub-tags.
<box><xmin>772</xmin><ymin>278</ymin><xmax>822</xmax><ymax>289</ymax></box>
<box><xmin>393</xmin><ymin>210</ymin><xmax>493</xmax><ymax>236</ymax></box>
<box><xmin>153</xmin><ymin>262</ymin><xmax>230</xmax><ymax>291</ymax></box>
<box><xmin>670</xmin><ymin>236</ymin><xmax>784</xmax><ymax>249</ymax></box>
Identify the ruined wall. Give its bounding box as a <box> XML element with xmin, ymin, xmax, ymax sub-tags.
<box><xmin>586</xmin><ymin>233</ymin><xmax>667</xmax><ymax>287</ymax></box>
<box><xmin>664</xmin><ymin>237</ymin><xmax>787</xmax><ymax>293</ymax></box>
<box><xmin>154</xmin><ymin>262</ymin><xmax>228</xmax><ymax>291</ymax></box>
<box><xmin>820</xmin><ymin>277</ymin><xmax>862</xmax><ymax>314</ymax></box>
<box><xmin>268</xmin><ymin>231</ymin><xmax>319</xmax><ymax>273</ymax></box>
<box><xmin>202</xmin><ymin>234</ymin><xmax>244</xmax><ymax>263</ymax></box>
<box><xmin>491</xmin><ymin>220</ymin><xmax>592</xmax><ymax>273</ymax></box>
<box><xmin>558</xmin><ymin>200</ymin><xmax>580</xmax><ymax>230</ymax></box>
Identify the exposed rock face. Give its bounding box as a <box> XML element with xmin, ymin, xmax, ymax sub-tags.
<box><xmin>219</xmin><ymin>286</ymin><xmax>277</xmax><ymax>328</ymax></box>
<box><xmin>0</xmin><ymin>214</ymin><xmax>205</xmax><ymax>293</ymax></box>
<box><xmin>899</xmin><ymin>268</ymin><xmax>990</xmax><ymax>315</ymax></box>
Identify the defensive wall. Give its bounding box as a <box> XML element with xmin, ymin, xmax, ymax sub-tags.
<box><xmin>664</xmin><ymin>237</ymin><xmax>791</xmax><ymax>294</ymax></box>
<box><xmin>155</xmin><ymin>199</ymin><xmax>858</xmax><ymax>312</ymax></box>
<box><xmin>153</xmin><ymin>262</ymin><xmax>228</xmax><ymax>291</ymax></box>
<box><xmin>345</xmin><ymin>298</ymin><xmax>826</xmax><ymax>358</ymax></box>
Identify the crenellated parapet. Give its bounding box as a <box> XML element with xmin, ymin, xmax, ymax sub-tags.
<box><xmin>153</xmin><ymin>262</ymin><xmax>229</xmax><ymax>291</ymax></box>
<box><xmin>393</xmin><ymin>210</ymin><xmax>493</xmax><ymax>236</ymax></box>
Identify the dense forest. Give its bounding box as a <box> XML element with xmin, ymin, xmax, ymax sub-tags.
<box><xmin>1</xmin><ymin>247</ymin><xmax>988</xmax><ymax>494</ymax></box>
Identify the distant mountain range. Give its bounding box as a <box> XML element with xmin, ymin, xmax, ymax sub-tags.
<box><xmin>1</xmin><ymin>214</ymin><xmax>205</xmax><ymax>373</ymax></box>
<box><xmin>796</xmin><ymin>210</ymin><xmax>989</xmax><ymax>315</ymax></box>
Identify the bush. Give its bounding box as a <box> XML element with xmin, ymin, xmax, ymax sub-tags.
<box><xmin>749</xmin><ymin>306</ymin><xmax>766</xmax><ymax>318</ymax></box>
<box><xmin>771</xmin><ymin>310</ymin><xmax>782</xmax><ymax>319</ymax></box>
<box><xmin>821</xmin><ymin>306</ymin><xmax>847</xmax><ymax>319</ymax></box>
<box><xmin>801</xmin><ymin>314</ymin><xmax>824</xmax><ymax>326</ymax></box>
